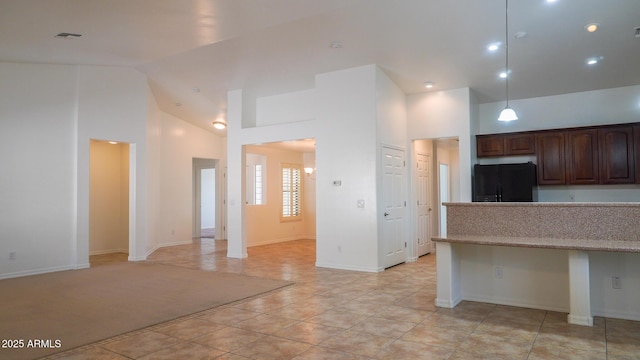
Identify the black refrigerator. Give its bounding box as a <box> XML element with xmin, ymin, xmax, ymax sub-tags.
<box><xmin>473</xmin><ymin>162</ymin><xmax>537</xmax><ymax>202</ymax></box>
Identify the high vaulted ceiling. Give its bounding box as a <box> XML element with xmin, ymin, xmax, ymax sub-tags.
<box><xmin>2</xmin><ymin>0</ymin><xmax>640</xmax><ymax>135</ymax></box>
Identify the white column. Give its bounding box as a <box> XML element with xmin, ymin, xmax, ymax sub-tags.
<box><xmin>567</xmin><ymin>250</ymin><xmax>593</xmax><ymax>326</ymax></box>
<box><xmin>435</xmin><ymin>241</ymin><xmax>462</xmax><ymax>308</ymax></box>
<box><xmin>226</xmin><ymin>90</ymin><xmax>248</xmax><ymax>259</ymax></box>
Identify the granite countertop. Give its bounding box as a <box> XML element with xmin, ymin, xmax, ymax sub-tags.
<box><xmin>432</xmin><ymin>235</ymin><xmax>640</xmax><ymax>253</ymax></box>
<box><xmin>443</xmin><ymin>202</ymin><xmax>640</xmax><ymax>208</ymax></box>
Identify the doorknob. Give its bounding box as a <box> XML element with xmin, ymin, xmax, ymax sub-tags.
<box><xmin>384</xmin><ymin>212</ymin><xmax>389</xmax><ymax>217</ymax></box>
<box><xmin>428</xmin><ymin>208</ymin><xmax>432</xmax><ymax>211</ymax></box>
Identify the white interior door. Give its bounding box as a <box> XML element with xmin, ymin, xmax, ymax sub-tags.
<box><xmin>382</xmin><ymin>146</ymin><xmax>406</xmax><ymax>268</ymax></box>
<box><xmin>416</xmin><ymin>153</ymin><xmax>432</xmax><ymax>256</ymax></box>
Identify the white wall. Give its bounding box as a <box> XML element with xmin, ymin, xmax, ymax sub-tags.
<box><xmin>315</xmin><ymin>65</ymin><xmax>380</xmax><ymax>272</ymax></box>
<box><xmin>590</xmin><ymin>252</ymin><xmax>640</xmax><ymax>321</ymax></box>
<box><xmin>0</xmin><ymin>63</ymin><xmax>78</xmax><ymax>278</ymax></box>
<box><xmin>460</xmin><ymin>245</ymin><xmax>571</xmax><ymax>312</ymax></box>
<box><xmin>155</xmin><ymin>112</ymin><xmax>225</xmax><ymax>250</ymax></box>
<box><xmin>0</xmin><ymin>61</ymin><xmax>226</xmax><ymax>279</ymax></box>
<box><xmin>479</xmin><ymin>85</ymin><xmax>640</xmax><ymax>134</ymax></box>
<box><xmin>0</xmin><ymin>63</ymin><xmax>151</xmax><ymax>277</ymax></box>
<box><xmin>257</xmin><ymin>89</ymin><xmax>315</xmax><ymax>126</ymax></box>
<box><xmin>77</xmin><ymin>66</ymin><xmax>150</xmax><ymax>262</ymax></box>
<box><xmin>407</xmin><ymin>88</ymin><xmax>473</xmax><ymax>202</ymax></box>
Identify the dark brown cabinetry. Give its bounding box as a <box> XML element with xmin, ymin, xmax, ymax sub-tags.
<box><xmin>536</xmin><ymin>132</ymin><xmax>566</xmax><ymax>185</ymax></box>
<box><xmin>505</xmin><ymin>133</ymin><xmax>536</xmax><ymax>155</ymax></box>
<box><xmin>566</xmin><ymin>129</ymin><xmax>599</xmax><ymax>185</ymax></box>
<box><xmin>477</xmin><ymin>133</ymin><xmax>535</xmax><ymax>157</ymax></box>
<box><xmin>477</xmin><ymin>135</ymin><xmax>504</xmax><ymax>157</ymax></box>
<box><xmin>635</xmin><ymin>125</ymin><xmax>640</xmax><ymax>184</ymax></box>
<box><xmin>479</xmin><ymin>122</ymin><xmax>640</xmax><ymax>186</ymax></box>
<box><xmin>599</xmin><ymin>126</ymin><xmax>635</xmax><ymax>184</ymax></box>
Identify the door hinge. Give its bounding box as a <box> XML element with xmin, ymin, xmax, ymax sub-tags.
<box><xmin>404</xmin><ymin>201</ymin><xmax>406</xmax><ymax>207</ymax></box>
<box><xmin>405</xmin><ymin>242</ymin><xmax>407</xmax><ymax>248</ymax></box>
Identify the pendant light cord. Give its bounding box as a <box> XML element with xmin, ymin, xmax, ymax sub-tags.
<box><xmin>505</xmin><ymin>0</ymin><xmax>510</xmax><ymax>107</ymax></box>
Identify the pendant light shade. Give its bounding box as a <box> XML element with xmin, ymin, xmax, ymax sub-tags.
<box><xmin>498</xmin><ymin>107</ymin><xmax>518</xmax><ymax>121</ymax></box>
<box><xmin>498</xmin><ymin>0</ymin><xmax>518</xmax><ymax>122</ymax></box>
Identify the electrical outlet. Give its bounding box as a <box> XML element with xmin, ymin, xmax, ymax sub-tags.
<box><xmin>494</xmin><ymin>266</ymin><xmax>503</xmax><ymax>279</ymax></box>
<box><xmin>9</xmin><ymin>251</ymin><xmax>16</xmax><ymax>260</ymax></box>
<box><xmin>612</xmin><ymin>276</ymin><xmax>622</xmax><ymax>289</ymax></box>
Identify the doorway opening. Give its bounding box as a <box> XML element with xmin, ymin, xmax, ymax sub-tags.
<box><xmin>242</xmin><ymin>139</ymin><xmax>316</xmax><ymax>258</ymax></box>
<box><xmin>200</xmin><ymin>167</ymin><xmax>216</xmax><ymax>238</ymax></box>
<box><xmin>89</xmin><ymin>139</ymin><xmax>130</xmax><ymax>266</ymax></box>
<box><xmin>193</xmin><ymin>158</ymin><xmax>219</xmax><ymax>239</ymax></box>
<box><xmin>410</xmin><ymin>137</ymin><xmax>459</xmax><ymax>256</ymax></box>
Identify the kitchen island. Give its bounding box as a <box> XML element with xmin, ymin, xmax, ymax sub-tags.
<box><xmin>433</xmin><ymin>202</ymin><xmax>640</xmax><ymax>326</ymax></box>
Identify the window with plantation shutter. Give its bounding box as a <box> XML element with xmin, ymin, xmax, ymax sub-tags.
<box><xmin>281</xmin><ymin>164</ymin><xmax>302</xmax><ymax>220</ymax></box>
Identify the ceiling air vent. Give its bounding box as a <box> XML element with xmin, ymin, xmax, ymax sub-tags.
<box><xmin>54</xmin><ymin>32</ymin><xmax>82</xmax><ymax>39</ymax></box>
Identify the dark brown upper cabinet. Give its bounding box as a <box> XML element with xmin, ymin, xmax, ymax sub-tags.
<box><xmin>566</xmin><ymin>129</ymin><xmax>600</xmax><ymax>185</ymax></box>
<box><xmin>505</xmin><ymin>133</ymin><xmax>536</xmax><ymax>155</ymax></box>
<box><xmin>599</xmin><ymin>126</ymin><xmax>635</xmax><ymax>184</ymax></box>
<box><xmin>477</xmin><ymin>133</ymin><xmax>535</xmax><ymax>157</ymax></box>
<box><xmin>635</xmin><ymin>125</ymin><xmax>640</xmax><ymax>184</ymax></box>
<box><xmin>536</xmin><ymin>131</ymin><xmax>567</xmax><ymax>185</ymax></box>
<box><xmin>480</xmin><ymin>122</ymin><xmax>639</xmax><ymax>186</ymax></box>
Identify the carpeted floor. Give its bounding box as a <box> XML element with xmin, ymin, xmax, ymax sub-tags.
<box><xmin>0</xmin><ymin>262</ymin><xmax>292</xmax><ymax>360</ymax></box>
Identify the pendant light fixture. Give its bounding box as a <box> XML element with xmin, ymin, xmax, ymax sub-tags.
<box><xmin>498</xmin><ymin>0</ymin><xmax>518</xmax><ymax>122</ymax></box>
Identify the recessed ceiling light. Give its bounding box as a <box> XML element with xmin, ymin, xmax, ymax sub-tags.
<box><xmin>585</xmin><ymin>23</ymin><xmax>599</xmax><ymax>33</ymax></box>
<box><xmin>546</xmin><ymin>0</ymin><xmax>558</xmax><ymax>3</ymax></box>
<box><xmin>586</xmin><ymin>56</ymin><xmax>603</xmax><ymax>65</ymax></box>
<box><xmin>487</xmin><ymin>42</ymin><xmax>501</xmax><ymax>52</ymax></box>
<box><xmin>108</xmin><ymin>141</ymin><xmax>118</xmax><ymax>145</ymax></box>
<box><xmin>424</xmin><ymin>81</ymin><xmax>434</xmax><ymax>88</ymax></box>
<box><xmin>499</xmin><ymin>70</ymin><xmax>510</xmax><ymax>79</ymax></box>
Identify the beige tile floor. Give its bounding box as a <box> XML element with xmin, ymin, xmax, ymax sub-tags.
<box><xmin>46</xmin><ymin>239</ymin><xmax>640</xmax><ymax>359</ymax></box>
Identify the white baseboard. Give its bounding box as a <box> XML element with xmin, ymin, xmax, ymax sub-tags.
<box><xmin>89</xmin><ymin>248</ymin><xmax>128</xmax><ymax>256</ymax></box>
<box><xmin>227</xmin><ymin>251</ymin><xmax>248</xmax><ymax>259</ymax></box>
<box><xmin>315</xmin><ymin>261</ymin><xmax>383</xmax><ymax>273</ymax></box>
<box><xmin>568</xmin><ymin>314</ymin><xmax>594</xmax><ymax>326</ymax></box>
<box><xmin>0</xmin><ymin>265</ymin><xmax>76</xmax><ymax>280</ymax></box>
<box><xmin>462</xmin><ymin>294</ymin><xmax>569</xmax><ymax>313</ymax></box>
<box><xmin>435</xmin><ymin>297</ymin><xmax>462</xmax><ymax>308</ymax></box>
<box><xmin>248</xmin><ymin>237</ymin><xmax>316</xmax><ymax>247</ymax></box>
<box><xmin>592</xmin><ymin>308</ymin><xmax>640</xmax><ymax>322</ymax></box>
<box><xmin>145</xmin><ymin>240</ymin><xmax>193</xmax><ymax>257</ymax></box>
